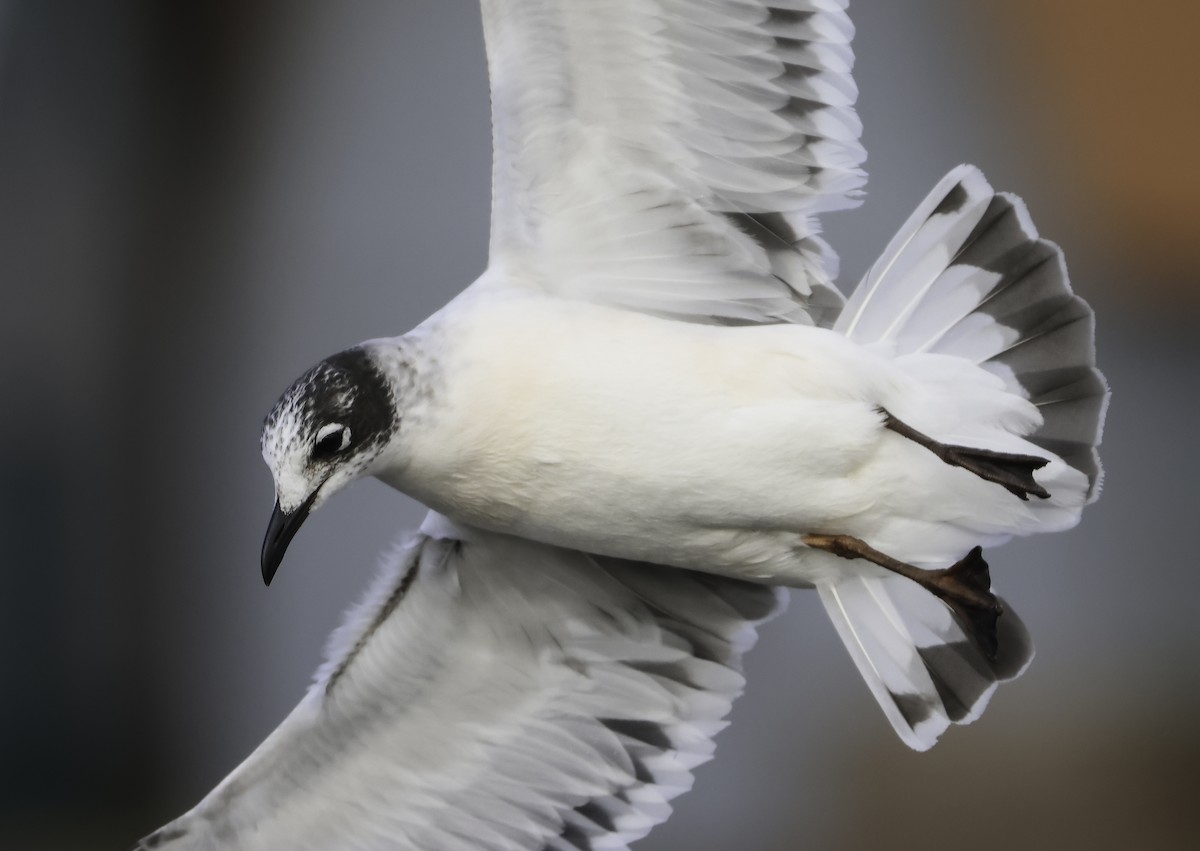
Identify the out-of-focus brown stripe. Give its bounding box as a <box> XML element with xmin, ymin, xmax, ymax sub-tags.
<box><xmin>998</xmin><ymin>0</ymin><xmax>1200</xmax><ymax>298</ymax></box>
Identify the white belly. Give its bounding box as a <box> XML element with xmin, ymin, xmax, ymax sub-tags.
<box><xmin>389</xmin><ymin>291</ymin><xmax>904</xmax><ymax>582</ymax></box>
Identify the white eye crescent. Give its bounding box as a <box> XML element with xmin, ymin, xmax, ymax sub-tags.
<box><xmin>313</xmin><ymin>423</ymin><xmax>351</xmax><ymax>458</ymax></box>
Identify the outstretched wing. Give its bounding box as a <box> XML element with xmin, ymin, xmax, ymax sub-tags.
<box><xmin>136</xmin><ymin>515</ymin><xmax>785</xmax><ymax>851</ymax></box>
<box><xmin>481</xmin><ymin>0</ymin><xmax>866</xmax><ymax>326</ymax></box>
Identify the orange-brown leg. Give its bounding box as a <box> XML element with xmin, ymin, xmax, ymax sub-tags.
<box><xmin>804</xmin><ymin>533</ymin><xmax>1003</xmax><ymax>659</ymax></box>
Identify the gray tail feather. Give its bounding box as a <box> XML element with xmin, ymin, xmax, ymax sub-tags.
<box><xmin>835</xmin><ymin>164</ymin><xmax>1108</xmax><ymax>499</ymax></box>
<box><xmin>819</xmin><ymin>576</ymin><xmax>1034</xmax><ymax>751</ymax></box>
<box><xmin>954</xmin><ymin>201</ymin><xmax>1107</xmax><ymax>499</ymax></box>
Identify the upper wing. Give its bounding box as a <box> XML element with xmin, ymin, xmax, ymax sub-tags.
<box><xmin>137</xmin><ymin>515</ymin><xmax>785</xmax><ymax>851</ymax></box>
<box><xmin>481</xmin><ymin>0</ymin><xmax>865</xmax><ymax>326</ymax></box>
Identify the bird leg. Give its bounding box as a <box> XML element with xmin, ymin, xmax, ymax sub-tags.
<box><xmin>804</xmin><ymin>533</ymin><xmax>1003</xmax><ymax>659</ymax></box>
<box><xmin>881</xmin><ymin>410</ymin><xmax>1051</xmax><ymax>501</ymax></box>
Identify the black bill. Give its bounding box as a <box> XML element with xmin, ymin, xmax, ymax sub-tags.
<box><xmin>261</xmin><ymin>490</ymin><xmax>319</xmax><ymax>586</ymax></box>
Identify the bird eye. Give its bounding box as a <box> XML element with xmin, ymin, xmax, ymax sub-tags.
<box><xmin>312</xmin><ymin>423</ymin><xmax>350</xmax><ymax>460</ymax></box>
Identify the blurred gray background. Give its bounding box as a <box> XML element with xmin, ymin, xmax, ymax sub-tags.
<box><xmin>2</xmin><ymin>1</ymin><xmax>1197</xmax><ymax>849</ymax></box>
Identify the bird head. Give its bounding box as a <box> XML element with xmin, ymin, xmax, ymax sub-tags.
<box><xmin>259</xmin><ymin>345</ymin><xmax>398</xmax><ymax>585</ymax></box>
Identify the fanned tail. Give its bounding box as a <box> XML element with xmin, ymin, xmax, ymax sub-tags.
<box><xmin>837</xmin><ymin>164</ymin><xmax>1107</xmax><ymax>499</ymax></box>
<box><xmin>820</xmin><ymin>165</ymin><xmax>1106</xmax><ymax>748</ymax></box>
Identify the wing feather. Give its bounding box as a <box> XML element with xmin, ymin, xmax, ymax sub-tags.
<box><xmin>136</xmin><ymin>516</ymin><xmax>785</xmax><ymax>851</ymax></box>
<box><xmin>480</xmin><ymin>0</ymin><xmax>865</xmax><ymax>325</ymax></box>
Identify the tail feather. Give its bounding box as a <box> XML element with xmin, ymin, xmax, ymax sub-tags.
<box><xmin>819</xmin><ymin>577</ymin><xmax>1033</xmax><ymax>751</ymax></box>
<box><xmin>836</xmin><ymin>164</ymin><xmax>1107</xmax><ymax>499</ymax></box>
<box><xmin>821</xmin><ymin>164</ymin><xmax>1105</xmax><ymax>748</ymax></box>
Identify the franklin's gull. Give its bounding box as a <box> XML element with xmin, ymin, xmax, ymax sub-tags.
<box><xmin>138</xmin><ymin>1</ymin><xmax>1107</xmax><ymax>848</ymax></box>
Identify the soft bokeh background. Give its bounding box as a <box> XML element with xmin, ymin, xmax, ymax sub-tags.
<box><xmin>2</xmin><ymin>1</ymin><xmax>1197</xmax><ymax>849</ymax></box>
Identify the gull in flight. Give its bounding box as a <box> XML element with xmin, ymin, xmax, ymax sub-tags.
<box><xmin>138</xmin><ymin>1</ymin><xmax>1107</xmax><ymax>848</ymax></box>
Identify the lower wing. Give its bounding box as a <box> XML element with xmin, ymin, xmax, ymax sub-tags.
<box><xmin>136</xmin><ymin>514</ymin><xmax>785</xmax><ymax>851</ymax></box>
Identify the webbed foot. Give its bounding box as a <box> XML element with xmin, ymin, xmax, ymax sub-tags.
<box><xmin>804</xmin><ymin>534</ymin><xmax>1003</xmax><ymax>659</ymax></box>
<box><xmin>882</xmin><ymin>410</ymin><xmax>1050</xmax><ymax>500</ymax></box>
